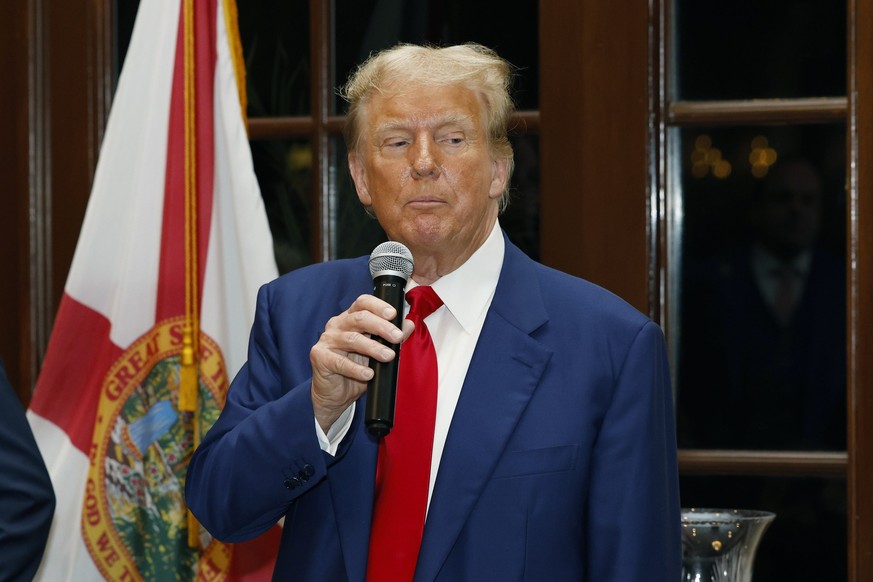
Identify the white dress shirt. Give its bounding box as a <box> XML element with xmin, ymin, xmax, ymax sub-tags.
<box><xmin>316</xmin><ymin>220</ymin><xmax>505</xmax><ymax>509</ymax></box>
<box><xmin>750</xmin><ymin>244</ymin><xmax>811</xmax><ymax>318</ymax></box>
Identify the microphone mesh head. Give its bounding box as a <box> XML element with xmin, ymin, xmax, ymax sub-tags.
<box><xmin>369</xmin><ymin>241</ymin><xmax>414</xmax><ymax>280</ymax></box>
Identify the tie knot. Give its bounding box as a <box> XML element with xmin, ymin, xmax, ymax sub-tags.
<box><xmin>405</xmin><ymin>286</ymin><xmax>443</xmax><ymax>321</ymax></box>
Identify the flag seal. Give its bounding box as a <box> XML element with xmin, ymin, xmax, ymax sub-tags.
<box><xmin>82</xmin><ymin>317</ymin><xmax>231</xmax><ymax>580</ymax></box>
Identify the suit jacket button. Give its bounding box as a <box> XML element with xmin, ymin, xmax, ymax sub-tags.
<box><xmin>301</xmin><ymin>464</ymin><xmax>315</xmax><ymax>478</ymax></box>
<box><xmin>284</xmin><ymin>477</ymin><xmax>301</xmax><ymax>489</ymax></box>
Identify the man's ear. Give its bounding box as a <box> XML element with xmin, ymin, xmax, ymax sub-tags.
<box><xmin>348</xmin><ymin>153</ymin><xmax>372</xmax><ymax>206</ymax></box>
<box><xmin>489</xmin><ymin>157</ymin><xmax>510</xmax><ymax>200</ymax></box>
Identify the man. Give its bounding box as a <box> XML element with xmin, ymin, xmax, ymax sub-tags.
<box><xmin>187</xmin><ymin>43</ymin><xmax>680</xmax><ymax>580</ymax></box>
<box><xmin>0</xmin><ymin>359</ymin><xmax>56</xmax><ymax>581</ymax></box>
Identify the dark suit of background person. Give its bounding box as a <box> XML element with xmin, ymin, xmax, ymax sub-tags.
<box><xmin>678</xmin><ymin>158</ymin><xmax>846</xmax><ymax>450</ymax></box>
<box><xmin>186</xmin><ymin>43</ymin><xmax>681</xmax><ymax>581</ymax></box>
<box><xmin>0</xmin><ymin>359</ymin><xmax>55</xmax><ymax>582</ymax></box>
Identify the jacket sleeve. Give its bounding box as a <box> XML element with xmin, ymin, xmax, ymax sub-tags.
<box><xmin>185</xmin><ymin>283</ymin><xmax>342</xmax><ymax>542</ymax></box>
<box><xmin>0</xmin><ymin>361</ymin><xmax>56</xmax><ymax>582</ymax></box>
<box><xmin>585</xmin><ymin>321</ymin><xmax>682</xmax><ymax>581</ymax></box>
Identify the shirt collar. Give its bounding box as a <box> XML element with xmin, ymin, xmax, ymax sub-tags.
<box><xmin>407</xmin><ymin>220</ymin><xmax>504</xmax><ymax>334</ymax></box>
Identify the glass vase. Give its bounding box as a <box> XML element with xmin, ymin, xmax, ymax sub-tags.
<box><xmin>681</xmin><ymin>508</ymin><xmax>775</xmax><ymax>582</ymax></box>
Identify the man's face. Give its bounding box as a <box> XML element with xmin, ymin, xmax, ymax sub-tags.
<box><xmin>348</xmin><ymin>82</ymin><xmax>509</xmax><ymax>271</ymax></box>
<box><xmin>757</xmin><ymin>160</ymin><xmax>823</xmax><ymax>259</ymax></box>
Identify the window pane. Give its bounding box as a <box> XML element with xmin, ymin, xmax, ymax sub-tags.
<box><xmin>333</xmin><ymin>1</ymin><xmax>539</xmax><ymax>113</ymax></box>
<box><xmin>674</xmin><ymin>1</ymin><xmax>846</xmax><ymax>100</ymax></box>
<box><xmin>238</xmin><ymin>0</ymin><xmax>310</xmax><ymax>117</ymax></box>
<box><xmin>331</xmin><ymin>134</ymin><xmax>541</xmax><ymax>261</ymax></box>
<box><xmin>674</xmin><ymin>124</ymin><xmax>846</xmax><ymax>451</ymax></box>
<box><xmin>113</xmin><ymin>0</ymin><xmax>140</xmax><ymax>81</ymax></box>
<box><xmin>251</xmin><ymin>139</ymin><xmax>313</xmax><ymax>273</ymax></box>
<box><xmin>680</xmin><ymin>475</ymin><xmax>846</xmax><ymax>580</ymax></box>
<box><xmin>502</xmin><ymin>133</ymin><xmax>540</xmax><ymax>261</ymax></box>
<box><xmin>332</xmin><ymin>138</ymin><xmax>388</xmax><ymax>260</ymax></box>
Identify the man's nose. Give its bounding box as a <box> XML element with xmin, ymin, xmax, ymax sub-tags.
<box><xmin>411</xmin><ymin>138</ymin><xmax>439</xmax><ymax>178</ymax></box>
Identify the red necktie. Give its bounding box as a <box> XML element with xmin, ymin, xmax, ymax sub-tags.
<box><xmin>366</xmin><ymin>285</ymin><xmax>443</xmax><ymax>582</ymax></box>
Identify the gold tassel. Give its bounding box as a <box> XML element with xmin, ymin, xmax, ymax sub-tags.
<box><xmin>188</xmin><ymin>510</ymin><xmax>201</xmax><ymax>549</ymax></box>
<box><xmin>179</xmin><ymin>325</ymin><xmax>197</xmax><ymax>412</ymax></box>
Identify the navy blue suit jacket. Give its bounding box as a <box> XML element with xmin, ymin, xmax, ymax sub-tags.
<box><xmin>0</xmin><ymin>360</ymin><xmax>55</xmax><ymax>581</ymax></box>
<box><xmin>187</xmin><ymin>235</ymin><xmax>681</xmax><ymax>581</ymax></box>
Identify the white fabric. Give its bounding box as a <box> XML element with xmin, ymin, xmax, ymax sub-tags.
<box><xmin>64</xmin><ymin>0</ymin><xmax>179</xmax><ymax>348</ymax></box>
<box><xmin>27</xmin><ymin>413</ymin><xmax>102</xmax><ymax>581</ymax></box>
<box><xmin>750</xmin><ymin>244</ymin><xmax>811</xmax><ymax>316</ymax></box>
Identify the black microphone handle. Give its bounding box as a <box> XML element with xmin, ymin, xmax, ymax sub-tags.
<box><xmin>365</xmin><ymin>273</ymin><xmax>406</xmax><ymax>437</ymax></box>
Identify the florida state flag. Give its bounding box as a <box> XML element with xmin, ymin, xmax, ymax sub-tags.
<box><xmin>27</xmin><ymin>0</ymin><xmax>280</xmax><ymax>579</ymax></box>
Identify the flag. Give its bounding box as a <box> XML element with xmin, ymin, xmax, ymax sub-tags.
<box><xmin>26</xmin><ymin>0</ymin><xmax>281</xmax><ymax>579</ymax></box>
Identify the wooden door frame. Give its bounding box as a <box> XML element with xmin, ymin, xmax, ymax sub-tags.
<box><xmin>0</xmin><ymin>0</ymin><xmax>36</xmax><ymax>403</ymax></box>
<box><xmin>0</xmin><ymin>0</ymin><xmax>111</xmax><ymax>403</ymax></box>
<box><xmin>539</xmin><ymin>1</ymin><xmax>653</xmax><ymax>314</ymax></box>
<box><xmin>848</xmin><ymin>0</ymin><xmax>873</xmax><ymax>576</ymax></box>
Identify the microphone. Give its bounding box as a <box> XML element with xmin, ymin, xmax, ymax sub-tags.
<box><xmin>365</xmin><ymin>241</ymin><xmax>414</xmax><ymax>437</ymax></box>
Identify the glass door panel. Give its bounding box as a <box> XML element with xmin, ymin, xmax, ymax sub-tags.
<box><xmin>674</xmin><ymin>124</ymin><xmax>847</xmax><ymax>451</ymax></box>
<box><xmin>674</xmin><ymin>0</ymin><xmax>846</xmax><ymax>100</ymax></box>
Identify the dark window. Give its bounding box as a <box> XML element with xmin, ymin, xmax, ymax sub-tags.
<box><xmin>674</xmin><ymin>0</ymin><xmax>846</xmax><ymax>100</ymax></box>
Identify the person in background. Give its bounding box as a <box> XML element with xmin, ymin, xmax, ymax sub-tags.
<box><xmin>0</xmin><ymin>359</ymin><xmax>55</xmax><ymax>581</ymax></box>
<box><xmin>678</xmin><ymin>157</ymin><xmax>846</xmax><ymax>450</ymax></box>
<box><xmin>187</xmin><ymin>42</ymin><xmax>680</xmax><ymax>581</ymax></box>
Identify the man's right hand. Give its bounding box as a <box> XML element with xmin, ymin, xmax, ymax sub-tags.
<box><xmin>309</xmin><ymin>294</ymin><xmax>413</xmax><ymax>432</ymax></box>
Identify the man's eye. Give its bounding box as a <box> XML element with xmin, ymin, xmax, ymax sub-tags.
<box><xmin>384</xmin><ymin>139</ymin><xmax>409</xmax><ymax>149</ymax></box>
<box><xmin>441</xmin><ymin>136</ymin><xmax>466</xmax><ymax>146</ymax></box>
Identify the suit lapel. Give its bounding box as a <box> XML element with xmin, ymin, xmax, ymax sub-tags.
<box><xmin>415</xmin><ymin>240</ymin><xmax>553</xmax><ymax>581</ymax></box>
